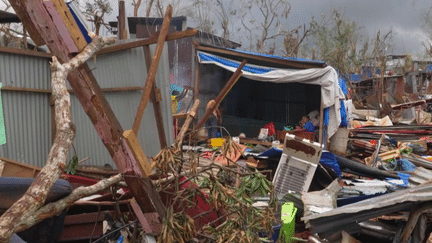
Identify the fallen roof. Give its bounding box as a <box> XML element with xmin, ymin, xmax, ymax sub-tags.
<box><xmin>303</xmin><ymin>182</ymin><xmax>432</xmax><ymax>222</ymax></box>
<box><xmin>194</xmin><ymin>41</ymin><xmax>326</xmax><ymax>69</ymax></box>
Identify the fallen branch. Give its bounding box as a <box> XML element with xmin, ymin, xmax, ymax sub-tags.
<box><xmin>0</xmin><ymin>34</ymin><xmax>115</xmax><ymax>242</ymax></box>
<box><xmin>14</xmin><ymin>174</ymin><xmax>122</xmax><ymax>233</ymax></box>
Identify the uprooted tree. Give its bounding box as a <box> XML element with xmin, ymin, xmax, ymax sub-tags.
<box><xmin>0</xmin><ymin>33</ymin><xmax>118</xmax><ymax>243</ymax></box>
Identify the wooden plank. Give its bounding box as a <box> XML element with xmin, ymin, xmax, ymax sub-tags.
<box><xmin>1</xmin><ymin>86</ymin><xmax>145</xmax><ymax>93</ymax></box>
<box><xmin>193</xmin><ymin>54</ymin><xmax>200</xmax><ymax>105</ymax></box>
<box><xmin>132</xmin><ymin>5</ymin><xmax>173</xmax><ymax>134</ymax></box>
<box><xmin>96</xmin><ymin>28</ymin><xmax>197</xmax><ymax>55</ymax></box>
<box><xmin>43</xmin><ymin>1</ymin><xmax>79</xmax><ymax>53</ymax></box>
<box><xmin>0</xmin><ymin>46</ymin><xmax>52</xmax><ymax>58</ymax></box>
<box><xmin>195</xmin><ymin>60</ymin><xmax>247</xmax><ymax>130</ymax></box>
<box><xmin>123</xmin><ymin>130</ymin><xmax>152</xmax><ymax>177</ymax></box>
<box><xmin>0</xmin><ymin>157</ymin><xmax>42</xmax><ymax>178</ymax></box>
<box><xmin>8</xmin><ymin>0</ymin><xmax>45</xmax><ymax>46</ymax></box>
<box><xmin>142</xmin><ymin>45</ymin><xmax>167</xmax><ymax>148</ymax></box>
<box><xmin>49</xmin><ymin>0</ymin><xmax>88</xmax><ymax>51</ymax></box>
<box><xmin>9</xmin><ymin>0</ymin><xmax>71</xmax><ymax>63</ymax></box>
<box><xmin>194</xmin><ymin>42</ymin><xmax>326</xmax><ymax>69</ymax></box>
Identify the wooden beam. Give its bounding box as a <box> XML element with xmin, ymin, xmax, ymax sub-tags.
<box><xmin>8</xmin><ymin>0</ymin><xmax>166</xmax><ymax>219</ymax></box>
<box><xmin>195</xmin><ymin>60</ymin><xmax>247</xmax><ymax>130</ymax></box>
<box><xmin>132</xmin><ymin>5</ymin><xmax>172</xmax><ymax>134</ymax></box>
<box><xmin>96</xmin><ymin>28</ymin><xmax>197</xmax><ymax>55</ymax></box>
<box><xmin>49</xmin><ymin>0</ymin><xmax>88</xmax><ymax>51</ymax></box>
<box><xmin>9</xmin><ymin>0</ymin><xmax>71</xmax><ymax>63</ymax></box>
<box><xmin>43</xmin><ymin>1</ymin><xmax>78</xmax><ymax>53</ymax></box>
<box><xmin>8</xmin><ymin>0</ymin><xmax>45</xmax><ymax>46</ymax></box>
<box><xmin>194</xmin><ymin>42</ymin><xmax>326</xmax><ymax>69</ymax></box>
<box><xmin>0</xmin><ymin>46</ymin><xmax>52</xmax><ymax>58</ymax></box>
<box><xmin>118</xmin><ymin>1</ymin><xmax>127</xmax><ymax>40</ymax></box>
<box><xmin>193</xmin><ymin>53</ymin><xmax>200</xmax><ymax>104</ymax></box>
<box><xmin>142</xmin><ymin>45</ymin><xmax>167</xmax><ymax>148</ymax></box>
<box><xmin>1</xmin><ymin>86</ymin><xmax>145</xmax><ymax>93</ymax></box>
<box><xmin>123</xmin><ymin>130</ymin><xmax>152</xmax><ymax>177</ymax></box>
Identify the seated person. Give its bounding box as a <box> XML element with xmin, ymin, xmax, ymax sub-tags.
<box><xmin>298</xmin><ymin>116</ymin><xmax>315</xmax><ymax>132</ymax></box>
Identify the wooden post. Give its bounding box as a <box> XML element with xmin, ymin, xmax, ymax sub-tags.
<box><xmin>132</xmin><ymin>5</ymin><xmax>172</xmax><ymax>134</ymax></box>
<box><xmin>8</xmin><ymin>0</ymin><xmax>166</xmax><ymax>220</ymax></box>
<box><xmin>118</xmin><ymin>0</ymin><xmax>127</xmax><ymax>40</ymax></box>
<box><xmin>142</xmin><ymin>45</ymin><xmax>167</xmax><ymax>148</ymax></box>
<box><xmin>319</xmin><ymin>100</ymin><xmax>324</xmax><ymax>145</ymax></box>
<box><xmin>193</xmin><ymin>53</ymin><xmax>200</xmax><ymax>103</ymax></box>
<box><xmin>195</xmin><ymin>60</ymin><xmax>247</xmax><ymax>130</ymax></box>
<box><xmin>176</xmin><ymin>99</ymin><xmax>200</xmax><ymax>145</ymax></box>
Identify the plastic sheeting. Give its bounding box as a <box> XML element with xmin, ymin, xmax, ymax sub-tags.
<box><xmin>197</xmin><ymin>51</ymin><xmax>345</xmax><ymax>138</ymax></box>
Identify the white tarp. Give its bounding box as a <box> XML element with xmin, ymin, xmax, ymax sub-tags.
<box><xmin>198</xmin><ymin>51</ymin><xmax>345</xmax><ymax>138</ymax></box>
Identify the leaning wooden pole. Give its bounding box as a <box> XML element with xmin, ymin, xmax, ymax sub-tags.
<box><xmin>142</xmin><ymin>45</ymin><xmax>167</xmax><ymax>148</ymax></box>
<box><xmin>176</xmin><ymin>99</ymin><xmax>200</xmax><ymax>146</ymax></box>
<box><xmin>0</xmin><ymin>34</ymin><xmax>115</xmax><ymax>243</ymax></box>
<box><xmin>195</xmin><ymin>60</ymin><xmax>247</xmax><ymax>130</ymax></box>
<box><xmin>132</xmin><ymin>5</ymin><xmax>172</xmax><ymax>134</ymax></box>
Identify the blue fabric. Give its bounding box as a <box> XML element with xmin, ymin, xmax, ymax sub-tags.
<box><xmin>198</xmin><ymin>52</ymin><xmax>273</xmax><ymax>74</ymax></box>
<box><xmin>319</xmin><ymin>151</ymin><xmax>342</xmax><ymax>177</ymax></box>
<box><xmin>340</xmin><ymin>100</ymin><xmax>347</xmax><ymax>127</ymax></box>
<box><xmin>323</xmin><ymin>108</ymin><xmax>329</xmax><ymax>126</ymax></box>
<box><xmin>259</xmin><ymin>147</ymin><xmax>283</xmax><ymax>157</ymax></box>
<box><xmin>303</xmin><ymin>121</ymin><xmax>315</xmax><ymax>132</ymax></box>
<box><xmin>338</xmin><ymin>78</ymin><xmax>348</xmax><ymax>95</ymax></box>
<box><xmin>399</xmin><ymin>159</ymin><xmax>416</xmax><ymax>172</ymax></box>
<box><xmin>67</xmin><ymin>3</ymin><xmax>92</xmax><ymax>43</ymax></box>
<box><xmin>428</xmin><ymin>64</ymin><xmax>432</xmax><ymax>73</ymax></box>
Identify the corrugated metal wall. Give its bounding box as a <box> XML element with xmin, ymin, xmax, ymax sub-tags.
<box><xmin>0</xmin><ymin>45</ymin><xmax>174</xmax><ymax>168</ymax></box>
<box><xmin>0</xmin><ymin>53</ymin><xmax>51</xmax><ymax>166</ymax></box>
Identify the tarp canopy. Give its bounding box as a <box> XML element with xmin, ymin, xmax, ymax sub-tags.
<box><xmin>197</xmin><ymin>51</ymin><xmax>346</xmax><ymax>138</ymax></box>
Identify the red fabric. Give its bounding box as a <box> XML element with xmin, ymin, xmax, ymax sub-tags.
<box><xmin>264</xmin><ymin>122</ymin><xmax>276</xmax><ymax>136</ymax></box>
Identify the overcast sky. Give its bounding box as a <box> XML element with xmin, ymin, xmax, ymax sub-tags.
<box><xmin>98</xmin><ymin>0</ymin><xmax>432</xmax><ymax>57</ymax></box>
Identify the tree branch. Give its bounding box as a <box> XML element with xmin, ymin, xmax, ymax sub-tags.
<box><xmin>14</xmin><ymin>174</ymin><xmax>123</xmax><ymax>233</ymax></box>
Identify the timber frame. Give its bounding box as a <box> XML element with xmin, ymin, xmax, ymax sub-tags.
<box><xmin>6</xmin><ymin>0</ymin><xmax>195</xmax><ymax>223</ymax></box>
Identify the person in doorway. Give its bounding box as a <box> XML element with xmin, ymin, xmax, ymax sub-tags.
<box><xmin>298</xmin><ymin>115</ymin><xmax>315</xmax><ymax>132</ymax></box>
<box><xmin>205</xmin><ymin>100</ymin><xmax>222</xmax><ymax>138</ymax></box>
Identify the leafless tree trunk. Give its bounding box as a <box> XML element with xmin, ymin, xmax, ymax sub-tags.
<box><xmin>0</xmin><ymin>33</ymin><xmax>115</xmax><ymax>243</ymax></box>
<box><xmin>15</xmin><ymin>174</ymin><xmax>123</xmax><ymax>233</ymax></box>
<box><xmin>133</xmin><ymin>0</ymin><xmax>142</xmax><ymax>17</ymax></box>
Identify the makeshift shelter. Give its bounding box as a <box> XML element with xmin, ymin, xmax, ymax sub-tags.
<box><xmin>193</xmin><ymin>44</ymin><xmax>346</xmax><ymax>139</ymax></box>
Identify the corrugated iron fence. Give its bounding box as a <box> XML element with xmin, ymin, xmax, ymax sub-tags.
<box><xmin>0</xmin><ymin>46</ymin><xmax>174</xmax><ymax>168</ymax></box>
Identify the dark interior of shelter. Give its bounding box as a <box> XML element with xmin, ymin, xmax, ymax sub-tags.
<box><xmin>220</xmin><ymin>77</ymin><xmax>321</xmax><ymax>138</ymax></box>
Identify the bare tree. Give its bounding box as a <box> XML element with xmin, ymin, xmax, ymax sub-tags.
<box><xmin>132</xmin><ymin>0</ymin><xmax>142</xmax><ymax>17</ymax></box>
<box><xmin>308</xmin><ymin>10</ymin><xmax>366</xmax><ymax>76</ymax></box>
<box><xmin>240</xmin><ymin>0</ymin><xmax>291</xmax><ymax>53</ymax></box>
<box><xmin>83</xmin><ymin>0</ymin><xmax>113</xmax><ymax>35</ymax></box>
